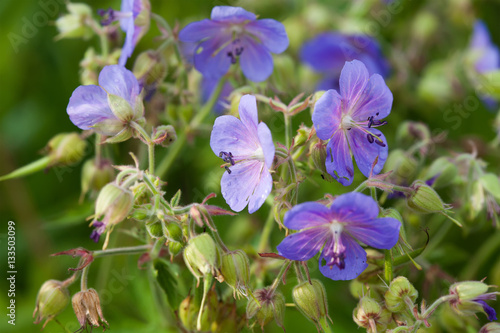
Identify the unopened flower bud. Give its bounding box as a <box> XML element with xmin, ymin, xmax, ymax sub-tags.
<box><xmin>47</xmin><ymin>133</ymin><xmax>87</xmax><ymax>167</ymax></box>
<box><xmin>480</xmin><ymin>322</ymin><xmax>500</xmax><ymax>333</ymax></box>
<box><xmin>33</xmin><ymin>280</ymin><xmax>70</xmax><ymax>328</ymax></box>
<box><xmin>310</xmin><ymin>139</ymin><xmax>335</xmax><ymax>182</ymax></box>
<box><xmin>179</xmin><ymin>295</ymin><xmax>198</xmax><ymax>331</ymax></box>
<box><xmin>353</xmin><ymin>296</ymin><xmax>392</xmax><ymax>333</ymax></box>
<box><xmin>396</xmin><ymin>121</ymin><xmax>431</xmax><ymax>146</ymax></box>
<box><xmin>130</xmin><ymin>206</ymin><xmax>151</xmax><ymax>221</ymax></box>
<box><xmin>292</xmin><ymin>279</ymin><xmax>330</xmax><ymax>326</ymax></box>
<box><xmin>247</xmin><ymin>287</ymin><xmax>286</xmax><ymax>330</ymax></box>
<box><xmin>80</xmin><ymin>158</ymin><xmax>115</xmax><ymax>198</ymax></box>
<box><xmin>169</xmin><ymin>241</ymin><xmax>183</xmax><ymax>257</ymax></box>
<box><xmin>220</xmin><ymin>250</ymin><xmax>250</xmax><ymax>298</ymax></box>
<box><xmin>449</xmin><ymin>281</ymin><xmax>499</xmax><ymax>321</ymax></box>
<box><xmin>164</xmin><ymin>222</ymin><xmax>183</xmax><ymax>242</ymax></box>
<box><xmin>384</xmin><ymin>276</ymin><xmax>418</xmax><ymax>313</ymax></box>
<box><xmin>55</xmin><ymin>3</ymin><xmax>93</xmax><ymax>40</ymax></box>
<box><xmin>411</xmin><ymin>11</ymin><xmax>438</xmax><ymax>42</ymax></box>
<box><xmin>183</xmin><ymin>234</ymin><xmax>220</xmax><ymax>284</ymax></box>
<box><xmin>384</xmin><ymin>149</ymin><xmax>417</xmax><ymax>183</ymax></box>
<box><xmin>406</xmin><ymin>180</ymin><xmax>449</xmax><ymax>214</ymax></box>
<box><xmin>424</xmin><ymin>157</ymin><xmax>458</xmax><ymax>188</ymax></box>
<box><xmin>146</xmin><ymin>220</ymin><xmax>163</xmax><ymax>238</ymax></box>
<box><xmin>95</xmin><ymin>183</ymin><xmax>134</xmax><ymax>227</ymax></box>
<box><xmin>293</xmin><ymin>125</ymin><xmax>312</xmax><ymax>149</ymax></box>
<box><xmin>133</xmin><ymin>50</ymin><xmax>167</xmax><ymax>88</ymax></box>
<box><xmin>72</xmin><ymin>289</ymin><xmax>108</xmax><ymax>330</ymax></box>
<box><xmin>152</xmin><ymin>125</ymin><xmax>177</xmax><ymax>147</ymax></box>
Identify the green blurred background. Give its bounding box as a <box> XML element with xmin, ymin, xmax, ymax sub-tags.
<box><xmin>1</xmin><ymin>0</ymin><xmax>500</xmax><ymax>332</ymax></box>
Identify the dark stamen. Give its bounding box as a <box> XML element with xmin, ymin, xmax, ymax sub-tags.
<box><xmin>367</xmin><ymin>133</ymin><xmax>374</xmax><ymax>143</ymax></box>
<box><xmin>367</xmin><ymin>116</ymin><xmax>374</xmax><ymax>128</ymax></box>
<box><xmin>227</xmin><ymin>51</ymin><xmax>237</xmax><ymax>64</ymax></box>
<box><xmin>374</xmin><ymin>139</ymin><xmax>386</xmax><ymax>147</ymax></box>
<box><xmin>224</xmin><ymin>166</ymin><xmax>232</xmax><ymax>174</ymax></box>
<box><xmin>98</xmin><ymin>8</ymin><xmax>115</xmax><ymax>26</ymax></box>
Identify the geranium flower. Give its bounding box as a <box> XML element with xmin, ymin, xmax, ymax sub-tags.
<box><xmin>469</xmin><ymin>20</ymin><xmax>499</xmax><ymax>109</ymax></box>
<box><xmin>179</xmin><ymin>6</ymin><xmax>289</xmax><ymax>82</ymax></box>
<box><xmin>277</xmin><ymin>192</ymin><xmax>401</xmax><ymax>280</ymax></box>
<box><xmin>312</xmin><ymin>60</ymin><xmax>392</xmax><ymax>186</ymax></box>
<box><xmin>67</xmin><ymin>65</ymin><xmax>144</xmax><ymax>142</ymax></box>
<box><xmin>300</xmin><ymin>33</ymin><xmax>389</xmax><ymax>91</ymax></box>
<box><xmin>210</xmin><ymin>94</ymin><xmax>274</xmax><ymax>213</ymax></box>
<box><xmin>99</xmin><ymin>0</ymin><xmax>151</xmax><ymax>66</ymax></box>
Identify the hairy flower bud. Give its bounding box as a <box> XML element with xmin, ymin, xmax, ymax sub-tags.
<box><xmin>72</xmin><ymin>289</ymin><xmax>108</xmax><ymax>330</ymax></box>
<box><xmin>80</xmin><ymin>158</ymin><xmax>115</xmax><ymax>198</ymax></box>
<box><xmin>406</xmin><ymin>180</ymin><xmax>449</xmax><ymax>214</ymax></box>
<box><xmin>293</xmin><ymin>125</ymin><xmax>312</xmax><ymax>149</ymax></box>
<box><xmin>179</xmin><ymin>295</ymin><xmax>198</xmax><ymax>331</ymax></box>
<box><xmin>292</xmin><ymin>279</ymin><xmax>330</xmax><ymax>327</ymax></box>
<box><xmin>133</xmin><ymin>50</ymin><xmax>167</xmax><ymax>88</ymax></box>
<box><xmin>164</xmin><ymin>222</ymin><xmax>183</xmax><ymax>242</ymax></box>
<box><xmin>47</xmin><ymin>133</ymin><xmax>87</xmax><ymax>167</ymax></box>
<box><xmin>220</xmin><ymin>250</ymin><xmax>250</xmax><ymax>298</ymax></box>
<box><xmin>480</xmin><ymin>322</ymin><xmax>500</xmax><ymax>333</ymax></box>
<box><xmin>33</xmin><ymin>280</ymin><xmax>70</xmax><ymax>328</ymax></box>
<box><xmin>55</xmin><ymin>3</ymin><xmax>93</xmax><ymax>40</ymax></box>
<box><xmin>310</xmin><ymin>139</ymin><xmax>335</xmax><ymax>182</ymax></box>
<box><xmin>152</xmin><ymin>125</ymin><xmax>177</xmax><ymax>147</ymax></box>
<box><xmin>384</xmin><ymin>276</ymin><xmax>418</xmax><ymax>313</ymax></box>
<box><xmin>95</xmin><ymin>183</ymin><xmax>134</xmax><ymax>227</ymax></box>
<box><xmin>247</xmin><ymin>287</ymin><xmax>286</xmax><ymax>330</ymax></box>
<box><xmin>353</xmin><ymin>296</ymin><xmax>392</xmax><ymax>333</ymax></box>
<box><xmin>449</xmin><ymin>281</ymin><xmax>499</xmax><ymax>321</ymax></box>
<box><xmin>183</xmin><ymin>234</ymin><xmax>220</xmax><ymax>284</ymax></box>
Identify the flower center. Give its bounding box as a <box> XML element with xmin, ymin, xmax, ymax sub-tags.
<box><xmin>321</xmin><ymin>221</ymin><xmax>347</xmax><ymax>270</ymax></box>
<box><xmin>98</xmin><ymin>8</ymin><xmax>132</xmax><ymax>26</ymax></box>
<box><xmin>342</xmin><ymin>112</ymin><xmax>387</xmax><ymax>147</ymax></box>
<box><xmin>226</xmin><ymin>39</ymin><xmax>244</xmax><ymax>64</ymax></box>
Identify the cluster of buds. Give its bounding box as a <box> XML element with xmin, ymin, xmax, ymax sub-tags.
<box><xmin>353</xmin><ymin>296</ymin><xmax>393</xmax><ymax>332</ymax></box>
<box><xmin>246</xmin><ymin>287</ymin><xmax>286</xmax><ymax>330</ymax></box>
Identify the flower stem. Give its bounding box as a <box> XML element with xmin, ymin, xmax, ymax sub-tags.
<box><xmin>80</xmin><ymin>264</ymin><xmax>90</xmax><ymax>291</ymax></box>
<box><xmin>270</xmin><ymin>260</ymin><xmax>291</xmax><ymax>293</ymax></box>
<box><xmin>284</xmin><ymin>113</ymin><xmax>292</xmax><ymax>149</ymax></box>
<box><xmin>410</xmin><ymin>295</ymin><xmax>456</xmax><ymax>333</ymax></box>
<box><xmin>148</xmin><ymin>142</ymin><xmax>155</xmax><ymax>175</ymax></box>
<box><xmin>384</xmin><ymin>249</ymin><xmax>393</xmax><ymax>284</ymax></box>
<box><xmin>353</xmin><ymin>181</ymin><xmax>368</xmax><ymax>193</ymax></box>
<box><xmin>93</xmin><ymin>244</ymin><xmax>151</xmax><ymax>258</ymax></box>
<box><xmin>156</xmin><ymin>77</ymin><xmax>226</xmax><ymax>177</ymax></box>
<box><xmin>319</xmin><ymin>317</ymin><xmax>334</xmax><ymax>333</ymax></box>
<box><xmin>258</xmin><ymin>200</ymin><xmax>276</xmax><ymax>253</ymax></box>
<box><xmin>95</xmin><ymin>134</ymin><xmax>102</xmax><ymax>165</ymax></box>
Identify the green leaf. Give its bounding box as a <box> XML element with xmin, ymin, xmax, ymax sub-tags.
<box><xmin>170</xmin><ymin>189</ymin><xmax>182</xmax><ymax>207</ymax></box>
<box><xmin>480</xmin><ymin>173</ymin><xmax>500</xmax><ymax>200</ymax></box>
<box><xmin>154</xmin><ymin>259</ymin><xmax>179</xmax><ymax>309</ymax></box>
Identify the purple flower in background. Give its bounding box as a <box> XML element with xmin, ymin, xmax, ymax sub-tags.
<box><xmin>99</xmin><ymin>0</ymin><xmax>151</xmax><ymax>66</ymax></box>
<box><xmin>300</xmin><ymin>33</ymin><xmax>389</xmax><ymax>91</ymax></box>
<box><xmin>277</xmin><ymin>192</ymin><xmax>400</xmax><ymax>280</ymax></box>
<box><xmin>67</xmin><ymin>65</ymin><xmax>144</xmax><ymax>140</ymax></box>
<box><xmin>312</xmin><ymin>60</ymin><xmax>392</xmax><ymax>186</ymax></box>
<box><xmin>201</xmin><ymin>77</ymin><xmax>233</xmax><ymax>114</ymax></box>
<box><xmin>210</xmin><ymin>94</ymin><xmax>274</xmax><ymax>213</ymax></box>
<box><xmin>469</xmin><ymin>20</ymin><xmax>500</xmax><ymax>109</ymax></box>
<box><xmin>179</xmin><ymin>6</ymin><xmax>289</xmax><ymax>82</ymax></box>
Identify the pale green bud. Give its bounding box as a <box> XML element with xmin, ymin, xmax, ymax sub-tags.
<box><xmin>47</xmin><ymin>133</ymin><xmax>87</xmax><ymax>167</ymax></box>
<box><xmin>480</xmin><ymin>322</ymin><xmax>500</xmax><ymax>333</ymax></box>
<box><xmin>293</xmin><ymin>125</ymin><xmax>312</xmax><ymax>149</ymax></box>
<box><xmin>183</xmin><ymin>234</ymin><xmax>220</xmax><ymax>283</ymax></box>
<box><xmin>470</xmin><ymin>180</ymin><xmax>485</xmax><ymax>220</ymax></box>
<box><xmin>168</xmin><ymin>241</ymin><xmax>183</xmax><ymax>257</ymax></box>
<box><xmin>164</xmin><ymin>222</ymin><xmax>183</xmax><ymax>242</ymax></box>
<box><xmin>384</xmin><ymin>276</ymin><xmax>418</xmax><ymax>313</ymax></box>
<box><xmin>33</xmin><ymin>280</ymin><xmax>70</xmax><ymax>328</ymax></box>
<box><xmin>55</xmin><ymin>3</ymin><xmax>93</xmax><ymax>40</ymax></box>
<box><xmin>133</xmin><ymin>50</ymin><xmax>167</xmax><ymax>87</ymax></box>
<box><xmin>450</xmin><ymin>281</ymin><xmax>489</xmax><ymax>301</ymax></box>
<box><xmin>353</xmin><ymin>296</ymin><xmax>392</xmax><ymax>333</ymax></box>
<box><xmin>292</xmin><ymin>280</ymin><xmax>329</xmax><ymax>325</ymax></box>
<box><xmin>152</xmin><ymin>125</ymin><xmax>176</xmax><ymax>147</ymax></box>
<box><xmin>383</xmin><ymin>149</ymin><xmax>417</xmax><ymax>184</ymax></box>
<box><xmin>406</xmin><ymin>180</ymin><xmax>449</xmax><ymax>214</ymax></box>
<box><xmin>80</xmin><ymin>158</ymin><xmax>115</xmax><ymax>198</ymax></box>
<box><xmin>146</xmin><ymin>221</ymin><xmax>163</xmax><ymax>238</ymax></box>
<box><xmin>310</xmin><ymin>139</ymin><xmax>335</xmax><ymax>182</ymax></box>
<box><xmin>95</xmin><ymin>183</ymin><xmax>134</xmax><ymax>226</ymax></box>
<box><xmin>220</xmin><ymin>250</ymin><xmax>250</xmax><ymax>298</ymax></box>
<box><xmin>247</xmin><ymin>287</ymin><xmax>286</xmax><ymax>330</ymax></box>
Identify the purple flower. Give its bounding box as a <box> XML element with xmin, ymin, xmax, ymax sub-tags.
<box><xmin>67</xmin><ymin>65</ymin><xmax>144</xmax><ymax>140</ymax></box>
<box><xmin>210</xmin><ymin>94</ymin><xmax>274</xmax><ymax>213</ymax></box>
<box><xmin>277</xmin><ymin>192</ymin><xmax>401</xmax><ymax>280</ymax></box>
<box><xmin>179</xmin><ymin>6</ymin><xmax>289</xmax><ymax>82</ymax></box>
<box><xmin>201</xmin><ymin>77</ymin><xmax>233</xmax><ymax>114</ymax></box>
<box><xmin>99</xmin><ymin>0</ymin><xmax>151</xmax><ymax>66</ymax></box>
<box><xmin>312</xmin><ymin>60</ymin><xmax>392</xmax><ymax>186</ymax></box>
<box><xmin>469</xmin><ymin>20</ymin><xmax>500</xmax><ymax>109</ymax></box>
<box><xmin>300</xmin><ymin>33</ymin><xmax>389</xmax><ymax>91</ymax></box>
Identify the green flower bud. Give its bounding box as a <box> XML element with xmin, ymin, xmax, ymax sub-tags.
<box><xmin>183</xmin><ymin>234</ymin><xmax>220</xmax><ymax>284</ymax></box>
<box><xmin>310</xmin><ymin>139</ymin><xmax>335</xmax><ymax>182</ymax></box>
<box><xmin>411</xmin><ymin>11</ymin><xmax>438</xmax><ymax>42</ymax></box>
<box><xmin>406</xmin><ymin>180</ymin><xmax>449</xmax><ymax>214</ymax></box>
<box><xmin>47</xmin><ymin>133</ymin><xmax>87</xmax><ymax>167</ymax></box>
<box><xmin>450</xmin><ymin>281</ymin><xmax>489</xmax><ymax>302</ymax></box>
<box><xmin>95</xmin><ymin>183</ymin><xmax>134</xmax><ymax>226</ymax></box>
<box><xmin>130</xmin><ymin>206</ymin><xmax>151</xmax><ymax>221</ymax></box>
<box><xmin>247</xmin><ymin>287</ymin><xmax>286</xmax><ymax>330</ymax></box>
<box><xmin>55</xmin><ymin>3</ymin><xmax>93</xmax><ymax>40</ymax></box>
<box><xmin>417</xmin><ymin>60</ymin><xmax>454</xmax><ymax>105</ymax></box>
<box><xmin>292</xmin><ymin>279</ymin><xmax>329</xmax><ymax>326</ymax></box>
<box><xmin>470</xmin><ymin>180</ymin><xmax>485</xmax><ymax>220</ymax></box>
<box><xmin>384</xmin><ymin>276</ymin><xmax>418</xmax><ymax>313</ymax></box>
<box><xmin>152</xmin><ymin>125</ymin><xmax>177</xmax><ymax>147</ymax></box>
<box><xmin>179</xmin><ymin>295</ymin><xmax>198</xmax><ymax>331</ymax></box>
<box><xmin>480</xmin><ymin>322</ymin><xmax>500</xmax><ymax>333</ymax></box>
<box><xmin>133</xmin><ymin>50</ymin><xmax>167</xmax><ymax>87</ymax></box>
<box><xmin>33</xmin><ymin>280</ymin><xmax>70</xmax><ymax>328</ymax></box>
<box><xmin>395</xmin><ymin>121</ymin><xmax>431</xmax><ymax>147</ymax></box>
<box><xmin>146</xmin><ymin>221</ymin><xmax>163</xmax><ymax>238</ymax></box>
<box><xmin>164</xmin><ymin>222</ymin><xmax>183</xmax><ymax>242</ymax></box>
<box><xmin>168</xmin><ymin>241</ymin><xmax>183</xmax><ymax>257</ymax></box>
<box><xmin>383</xmin><ymin>149</ymin><xmax>417</xmax><ymax>184</ymax></box>
<box><xmin>293</xmin><ymin>125</ymin><xmax>312</xmax><ymax>149</ymax></box>
<box><xmin>80</xmin><ymin>158</ymin><xmax>115</xmax><ymax>198</ymax></box>
<box><xmin>220</xmin><ymin>250</ymin><xmax>250</xmax><ymax>298</ymax></box>
<box><xmin>353</xmin><ymin>296</ymin><xmax>392</xmax><ymax>333</ymax></box>
<box><xmin>424</xmin><ymin>157</ymin><xmax>458</xmax><ymax>188</ymax></box>
<box><xmin>72</xmin><ymin>288</ymin><xmax>108</xmax><ymax>330</ymax></box>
